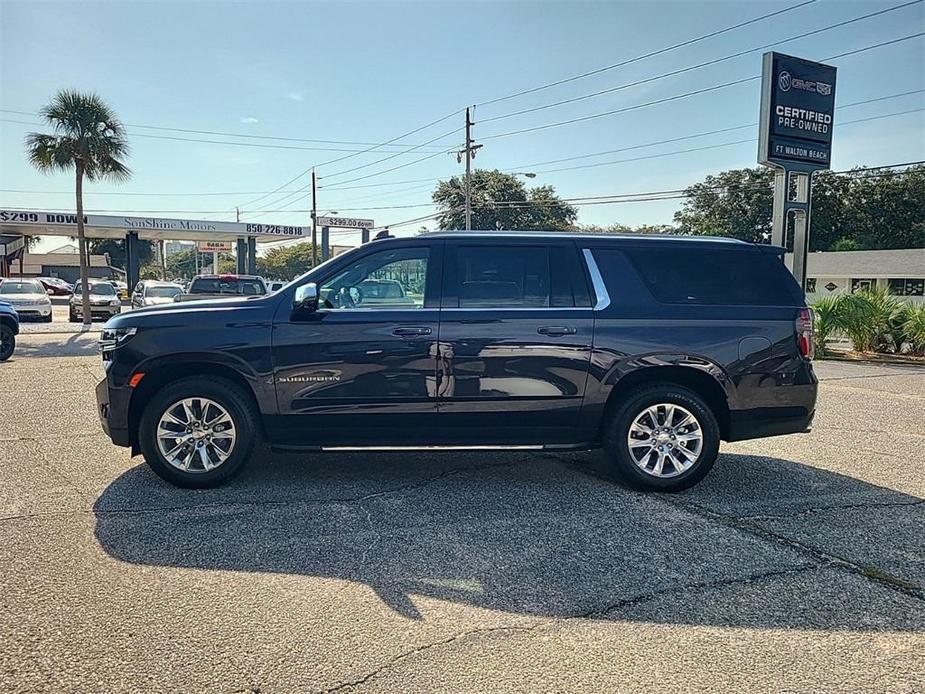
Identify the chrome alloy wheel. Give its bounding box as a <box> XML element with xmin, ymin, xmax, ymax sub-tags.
<box><xmin>156</xmin><ymin>397</ymin><xmax>236</xmax><ymax>473</ymax></box>
<box><xmin>626</xmin><ymin>403</ymin><xmax>703</xmax><ymax>478</ymax></box>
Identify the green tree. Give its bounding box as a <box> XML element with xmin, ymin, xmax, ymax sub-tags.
<box><xmin>88</xmin><ymin>238</ymin><xmax>154</xmax><ymax>272</ymax></box>
<box><xmin>673</xmin><ymin>164</ymin><xmax>925</xmax><ymax>251</ymax></box>
<box><xmin>166</xmin><ymin>249</ymin><xmax>235</xmax><ymax>280</ymax></box>
<box><xmin>673</xmin><ymin>168</ymin><xmax>774</xmax><ymax>243</ymax></box>
<box><xmin>25</xmin><ymin>90</ymin><xmax>130</xmax><ymax>325</ymax></box>
<box><xmin>256</xmin><ymin>242</ymin><xmax>317</xmax><ymax>280</ymax></box>
<box><xmin>433</xmin><ymin>170</ymin><xmax>577</xmax><ymax>231</ymax></box>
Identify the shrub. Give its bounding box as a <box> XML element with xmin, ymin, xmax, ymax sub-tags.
<box><xmin>810</xmin><ymin>294</ymin><xmax>847</xmax><ymax>354</ymax></box>
<box><xmin>840</xmin><ymin>288</ymin><xmax>908</xmax><ymax>353</ymax></box>
<box><xmin>903</xmin><ymin>304</ymin><xmax>925</xmax><ymax>354</ymax></box>
<box><xmin>811</xmin><ymin>288</ymin><xmax>920</xmax><ymax>355</ymax></box>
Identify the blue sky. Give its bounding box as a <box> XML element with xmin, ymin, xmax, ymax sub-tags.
<box><xmin>1</xmin><ymin>0</ymin><xmax>923</xmax><ymax>251</ymax></box>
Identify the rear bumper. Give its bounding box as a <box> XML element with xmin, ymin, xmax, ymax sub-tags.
<box><xmin>96</xmin><ymin>375</ymin><xmax>132</xmax><ymax>447</ymax></box>
<box><xmin>727</xmin><ymin>406</ymin><xmax>815</xmax><ymax>441</ymax></box>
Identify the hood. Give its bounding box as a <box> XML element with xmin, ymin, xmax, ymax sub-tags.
<box><xmin>105</xmin><ymin>294</ymin><xmax>276</xmax><ymax>330</ymax></box>
<box><xmin>143</xmin><ymin>296</ymin><xmax>180</xmax><ymax>306</ymax></box>
<box><xmin>1</xmin><ymin>292</ymin><xmax>49</xmax><ymax>304</ymax></box>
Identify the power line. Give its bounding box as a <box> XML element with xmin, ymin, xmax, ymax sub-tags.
<box><xmin>0</xmin><ymin>117</ymin><xmax>452</xmax><ymax>154</ymax></box>
<box><xmin>233</xmin><ymin>107</ymin><xmax>464</xmax><ymax>211</ymax></box>
<box><xmin>373</xmin><ymin>161</ymin><xmax>924</xmax><ymax>230</ymax></box>
<box><xmin>480</xmin><ymin>0</ymin><xmax>923</xmax><ymax>124</ymax></box>
<box><xmin>4</xmin><ymin>104</ymin><xmax>918</xmax><ymax>208</ymax></box>
<box><xmin>0</xmin><ymin>109</ymin><xmax>451</xmax><ymax>149</ymax></box>
<box><xmin>528</xmin><ymin>107</ymin><xmax>925</xmax><ymax>175</ymax></box>
<box><xmin>476</xmin><ymin>0</ymin><xmax>820</xmax><ymax>107</ymax></box>
<box><xmin>479</xmin><ymin>32</ymin><xmax>925</xmax><ymax>142</ymax></box>
<box><xmin>6</xmin><ymin>161</ymin><xmax>918</xmax><ymax>217</ymax></box>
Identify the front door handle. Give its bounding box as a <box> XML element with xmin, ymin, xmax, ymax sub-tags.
<box><xmin>537</xmin><ymin>326</ymin><xmax>577</xmax><ymax>336</ymax></box>
<box><xmin>393</xmin><ymin>326</ymin><xmax>433</xmax><ymax>336</ymax></box>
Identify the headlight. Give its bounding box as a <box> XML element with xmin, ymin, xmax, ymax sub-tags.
<box><xmin>99</xmin><ymin>327</ymin><xmax>136</xmax><ymax>352</ymax></box>
<box><xmin>109</xmin><ymin>299</ymin><xmax>120</xmax><ymax>306</ymax></box>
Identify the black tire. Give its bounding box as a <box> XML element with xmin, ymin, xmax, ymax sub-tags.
<box><xmin>43</xmin><ymin>313</ymin><xmax>53</xmax><ymax>323</ymax></box>
<box><xmin>138</xmin><ymin>376</ymin><xmax>259</xmax><ymax>488</ymax></box>
<box><xmin>602</xmin><ymin>384</ymin><xmax>720</xmax><ymax>492</ymax></box>
<box><xmin>0</xmin><ymin>325</ymin><xmax>14</xmax><ymax>362</ymax></box>
<box><xmin>68</xmin><ymin>309</ymin><xmax>78</xmax><ymax>323</ymax></box>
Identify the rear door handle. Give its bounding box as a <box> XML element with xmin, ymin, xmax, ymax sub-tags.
<box><xmin>537</xmin><ymin>326</ymin><xmax>577</xmax><ymax>336</ymax></box>
<box><xmin>392</xmin><ymin>326</ymin><xmax>432</xmax><ymax>336</ymax></box>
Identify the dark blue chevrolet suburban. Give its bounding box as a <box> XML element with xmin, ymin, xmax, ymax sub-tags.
<box><xmin>96</xmin><ymin>231</ymin><xmax>817</xmax><ymax>491</ymax></box>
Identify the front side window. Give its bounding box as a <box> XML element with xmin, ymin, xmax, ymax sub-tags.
<box><xmin>320</xmin><ymin>247</ymin><xmax>428</xmax><ymax>310</ymax></box>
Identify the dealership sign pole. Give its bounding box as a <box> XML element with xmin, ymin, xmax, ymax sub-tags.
<box><xmin>758</xmin><ymin>52</ymin><xmax>837</xmax><ymax>290</ymax></box>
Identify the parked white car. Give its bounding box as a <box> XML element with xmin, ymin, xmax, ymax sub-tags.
<box><xmin>0</xmin><ymin>278</ymin><xmax>53</xmax><ymax>322</ymax></box>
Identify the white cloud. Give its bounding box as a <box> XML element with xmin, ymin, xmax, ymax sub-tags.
<box><xmin>240</xmin><ymin>117</ymin><xmax>260</xmax><ymax>124</ymax></box>
<box><xmin>286</xmin><ymin>92</ymin><xmax>304</xmax><ymax>102</ymax></box>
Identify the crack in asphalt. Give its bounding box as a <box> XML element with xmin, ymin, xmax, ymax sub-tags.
<box><xmin>318</xmin><ymin>564</ymin><xmax>820</xmax><ymax>693</ymax></box>
<box><xmin>740</xmin><ymin>498</ymin><xmax>925</xmax><ymax>521</ymax></box>
<box><xmin>658</xmin><ymin>495</ymin><xmax>925</xmax><ymax>601</ymax></box>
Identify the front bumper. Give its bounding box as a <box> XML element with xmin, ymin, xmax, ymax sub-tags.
<box><xmin>96</xmin><ymin>375</ymin><xmax>132</xmax><ymax>447</ymax></box>
<box><xmin>10</xmin><ymin>306</ymin><xmax>52</xmax><ymax>318</ymax></box>
<box><xmin>73</xmin><ymin>304</ymin><xmax>121</xmax><ymax>319</ymax></box>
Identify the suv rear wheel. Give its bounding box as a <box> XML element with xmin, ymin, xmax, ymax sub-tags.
<box><xmin>602</xmin><ymin>384</ymin><xmax>720</xmax><ymax>492</ymax></box>
<box><xmin>138</xmin><ymin>376</ymin><xmax>258</xmax><ymax>488</ymax></box>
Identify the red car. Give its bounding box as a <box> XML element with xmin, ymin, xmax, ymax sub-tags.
<box><xmin>37</xmin><ymin>277</ymin><xmax>74</xmax><ymax>296</ymax></box>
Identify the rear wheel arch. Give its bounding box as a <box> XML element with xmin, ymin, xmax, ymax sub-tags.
<box><xmin>128</xmin><ymin>361</ymin><xmax>264</xmax><ymax>450</ymax></box>
<box><xmin>599</xmin><ymin>365</ymin><xmax>731</xmax><ymax>440</ymax></box>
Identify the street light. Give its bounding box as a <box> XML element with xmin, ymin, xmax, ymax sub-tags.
<box><xmin>512</xmin><ymin>172</ymin><xmax>537</xmax><ymax>178</ymax></box>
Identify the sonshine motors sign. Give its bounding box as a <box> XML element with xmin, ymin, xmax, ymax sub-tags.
<box><xmin>758</xmin><ymin>52</ymin><xmax>837</xmax><ymax>169</ymax></box>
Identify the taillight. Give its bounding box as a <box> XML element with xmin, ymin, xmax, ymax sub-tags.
<box><xmin>796</xmin><ymin>307</ymin><xmax>814</xmax><ymax>360</ymax></box>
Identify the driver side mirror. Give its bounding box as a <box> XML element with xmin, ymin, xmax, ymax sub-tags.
<box><xmin>47</xmin><ymin>289</ymin><xmax>55</xmax><ymax>295</ymax></box>
<box><xmin>293</xmin><ymin>282</ymin><xmax>319</xmax><ymax>314</ymax></box>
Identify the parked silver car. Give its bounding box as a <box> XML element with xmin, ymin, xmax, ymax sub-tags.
<box><xmin>131</xmin><ymin>280</ymin><xmax>183</xmax><ymax>308</ymax></box>
<box><xmin>69</xmin><ymin>281</ymin><xmax>121</xmax><ymax>322</ymax></box>
<box><xmin>0</xmin><ymin>278</ymin><xmax>53</xmax><ymax>322</ymax></box>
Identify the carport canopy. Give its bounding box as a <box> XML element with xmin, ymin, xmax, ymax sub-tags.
<box><xmin>0</xmin><ymin>208</ymin><xmax>306</xmax><ymax>285</ymax></box>
<box><xmin>0</xmin><ymin>208</ymin><xmax>304</xmax><ymax>243</ymax></box>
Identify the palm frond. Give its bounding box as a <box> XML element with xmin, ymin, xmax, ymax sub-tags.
<box><xmin>29</xmin><ymin>89</ymin><xmax>131</xmax><ymax>182</ymax></box>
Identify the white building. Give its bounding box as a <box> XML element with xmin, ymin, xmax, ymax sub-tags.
<box><xmin>787</xmin><ymin>248</ymin><xmax>925</xmax><ymax>304</ymax></box>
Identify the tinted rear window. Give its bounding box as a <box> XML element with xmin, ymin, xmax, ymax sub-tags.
<box><xmin>624</xmin><ymin>248</ymin><xmax>800</xmax><ymax>306</ymax></box>
<box><xmin>190</xmin><ymin>278</ymin><xmax>264</xmax><ymax>295</ymax></box>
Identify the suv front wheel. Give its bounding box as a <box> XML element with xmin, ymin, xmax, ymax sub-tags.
<box><xmin>138</xmin><ymin>376</ymin><xmax>258</xmax><ymax>488</ymax></box>
<box><xmin>602</xmin><ymin>384</ymin><xmax>720</xmax><ymax>492</ymax></box>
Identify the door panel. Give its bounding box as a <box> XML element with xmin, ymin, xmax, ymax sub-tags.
<box><xmin>436</xmin><ymin>242</ymin><xmax>594</xmax><ymax>442</ymax></box>
<box><xmin>269</xmin><ymin>244</ymin><xmax>441</xmax><ymax>446</ymax></box>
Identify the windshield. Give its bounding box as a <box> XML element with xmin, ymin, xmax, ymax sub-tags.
<box><xmin>74</xmin><ymin>283</ymin><xmax>116</xmax><ymax>296</ymax></box>
<box><xmin>146</xmin><ymin>285</ymin><xmax>182</xmax><ymax>298</ymax></box>
<box><xmin>0</xmin><ymin>280</ymin><xmax>43</xmax><ymax>294</ymax></box>
<box><xmin>190</xmin><ymin>277</ymin><xmax>265</xmax><ymax>295</ymax></box>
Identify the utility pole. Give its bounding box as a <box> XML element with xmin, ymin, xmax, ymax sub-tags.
<box><xmin>311</xmin><ymin>169</ymin><xmax>318</xmax><ymax>267</ymax></box>
<box><xmin>460</xmin><ymin>107</ymin><xmax>482</xmax><ymax>231</ymax></box>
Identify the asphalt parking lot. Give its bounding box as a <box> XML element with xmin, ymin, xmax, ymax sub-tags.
<box><xmin>1</xmin><ymin>336</ymin><xmax>923</xmax><ymax>693</ymax></box>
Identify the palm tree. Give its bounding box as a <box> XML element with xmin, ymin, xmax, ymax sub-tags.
<box><xmin>25</xmin><ymin>90</ymin><xmax>130</xmax><ymax>325</ymax></box>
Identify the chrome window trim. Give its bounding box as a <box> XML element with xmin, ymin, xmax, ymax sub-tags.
<box><xmin>582</xmin><ymin>248</ymin><xmax>611</xmax><ymax>311</ymax></box>
<box><xmin>440</xmin><ymin>307</ymin><xmax>589</xmax><ymax>312</ymax></box>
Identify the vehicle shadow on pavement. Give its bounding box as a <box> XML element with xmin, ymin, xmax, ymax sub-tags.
<box><xmin>92</xmin><ymin>451</ymin><xmax>925</xmax><ymax>630</ymax></box>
